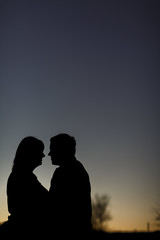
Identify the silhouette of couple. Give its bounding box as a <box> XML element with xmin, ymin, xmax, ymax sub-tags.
<box><xmin>3</xmin><ymin>134</ymin><xmax>92</xmax><ymax>239</ymax></box>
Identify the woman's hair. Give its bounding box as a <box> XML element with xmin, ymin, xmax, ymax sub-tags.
<box><xmin>12</xmin><ymin>136</ymin><xmax>44</xmax><ymax>171</ymax></box>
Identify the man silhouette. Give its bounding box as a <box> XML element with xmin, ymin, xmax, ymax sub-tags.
<box><xmin>48</xmin><ymin>133</ymin><xmax>92</xmax><ymax>238</ymax></box>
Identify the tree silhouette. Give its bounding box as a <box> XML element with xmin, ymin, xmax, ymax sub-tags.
<box><xmin>92</xmin><ymin>194</ymin><xmax>112</xmax><ymax>231</ymax></box>
<box><xmin>153</xmin><ymin>203</ymin><xmax>160</xmax><ymax>229</ymax></box>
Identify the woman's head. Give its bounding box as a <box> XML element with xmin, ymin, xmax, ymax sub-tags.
<box><xmin>12</xmin><ymin>136</ymin><xmax>45</xmax><ymax>171</ymax></box>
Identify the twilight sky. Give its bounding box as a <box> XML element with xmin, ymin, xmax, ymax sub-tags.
<box><xmin>0</xmin><ymin>0</ymin><xmax>160</xmax><ymax>231</ymax></box>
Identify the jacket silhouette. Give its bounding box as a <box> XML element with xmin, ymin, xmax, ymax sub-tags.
<box><xmin>48</xmin><ymin>133</ymin><xmax>92</xmax><ymax>238</ymax></box>
<box><xmin>5</xmin><ymin>137</ymin><xmax>48</xmax><ymax>238</ymax></box>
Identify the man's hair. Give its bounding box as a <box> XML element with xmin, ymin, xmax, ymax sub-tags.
<box><xmin>50</xmin><ymin>133</ymin><xmax>76</xmax><ymax>155</ymax></box>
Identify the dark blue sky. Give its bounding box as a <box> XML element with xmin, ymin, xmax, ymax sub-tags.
<box><xmin>0</xmin><ymin>0</ymin><xmax>159</xmax><ymax>231</ymax></box>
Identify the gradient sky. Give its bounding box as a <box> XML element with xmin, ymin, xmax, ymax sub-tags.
<box><xmin>0</xmin><ymin>0</ymin><xmax>160</xmax><ymax>232</ymax></box>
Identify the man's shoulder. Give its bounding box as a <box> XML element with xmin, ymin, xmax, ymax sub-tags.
<box><xmin>73</xmin><ymin>160</ymin><xmax>90</xmax><ymax>179</ymax></box>
<box><xmin>74</xmin><ymin>159</ymin><xmax>88</xmax><ymax>172</ymax></box>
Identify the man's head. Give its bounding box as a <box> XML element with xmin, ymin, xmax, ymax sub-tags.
<box><xmin>48</xmin><ymin>133</ymin><xmax>76</xmax><ymax>166</ymax></box>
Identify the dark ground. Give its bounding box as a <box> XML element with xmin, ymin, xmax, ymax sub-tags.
<box><xmin>0</xmin><ymin>223</ymin><xmax>160</xmax><ymax>240</ymax></box>
<box><xmin>91</xmin><ymin>230</ymin><xmax>160</xmax><ymax>240</ymax></box>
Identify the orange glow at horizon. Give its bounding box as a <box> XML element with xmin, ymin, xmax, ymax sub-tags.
<box><xmin>0</xmin><ymin>195</ymin><xmax>158</xmax><ymax>232</ymax></box>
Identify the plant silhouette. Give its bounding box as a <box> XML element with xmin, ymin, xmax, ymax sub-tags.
<box><xmin>153</xmin><ymin>203</ymin><xmax>160</xmax><ymax>230</ymax></box>
<box><xmin>92</xmin><ymin>194</ymin><xmax>112</xmax><ymax>231</ymax></box>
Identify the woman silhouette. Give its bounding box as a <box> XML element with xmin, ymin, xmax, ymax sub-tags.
<box><xmin>6</xmin><ymin>136</ymin><xmax>48</xmax><ymax>238</ymax></box>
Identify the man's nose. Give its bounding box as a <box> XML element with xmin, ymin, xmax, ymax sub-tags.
<box><xmin>48</xmin><ymin>151</ymin><xmax>51</xmax><ymax>156</ymax></box>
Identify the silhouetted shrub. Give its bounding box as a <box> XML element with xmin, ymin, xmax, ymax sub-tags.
<box><xmin>153</xmin><ymin>203</ymin><xmax>160</xmax><ymax>230</ymax></box>
<box><xmin>92</xmin><ymin>194</ymin><xmax>112</xmax><ymax>231</ymax></box>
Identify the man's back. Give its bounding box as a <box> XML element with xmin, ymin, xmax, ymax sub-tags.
<box><xmin>49</xmin><ymin>158</ymin><xmax>92</xmax><ymax>237</ymax></box>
